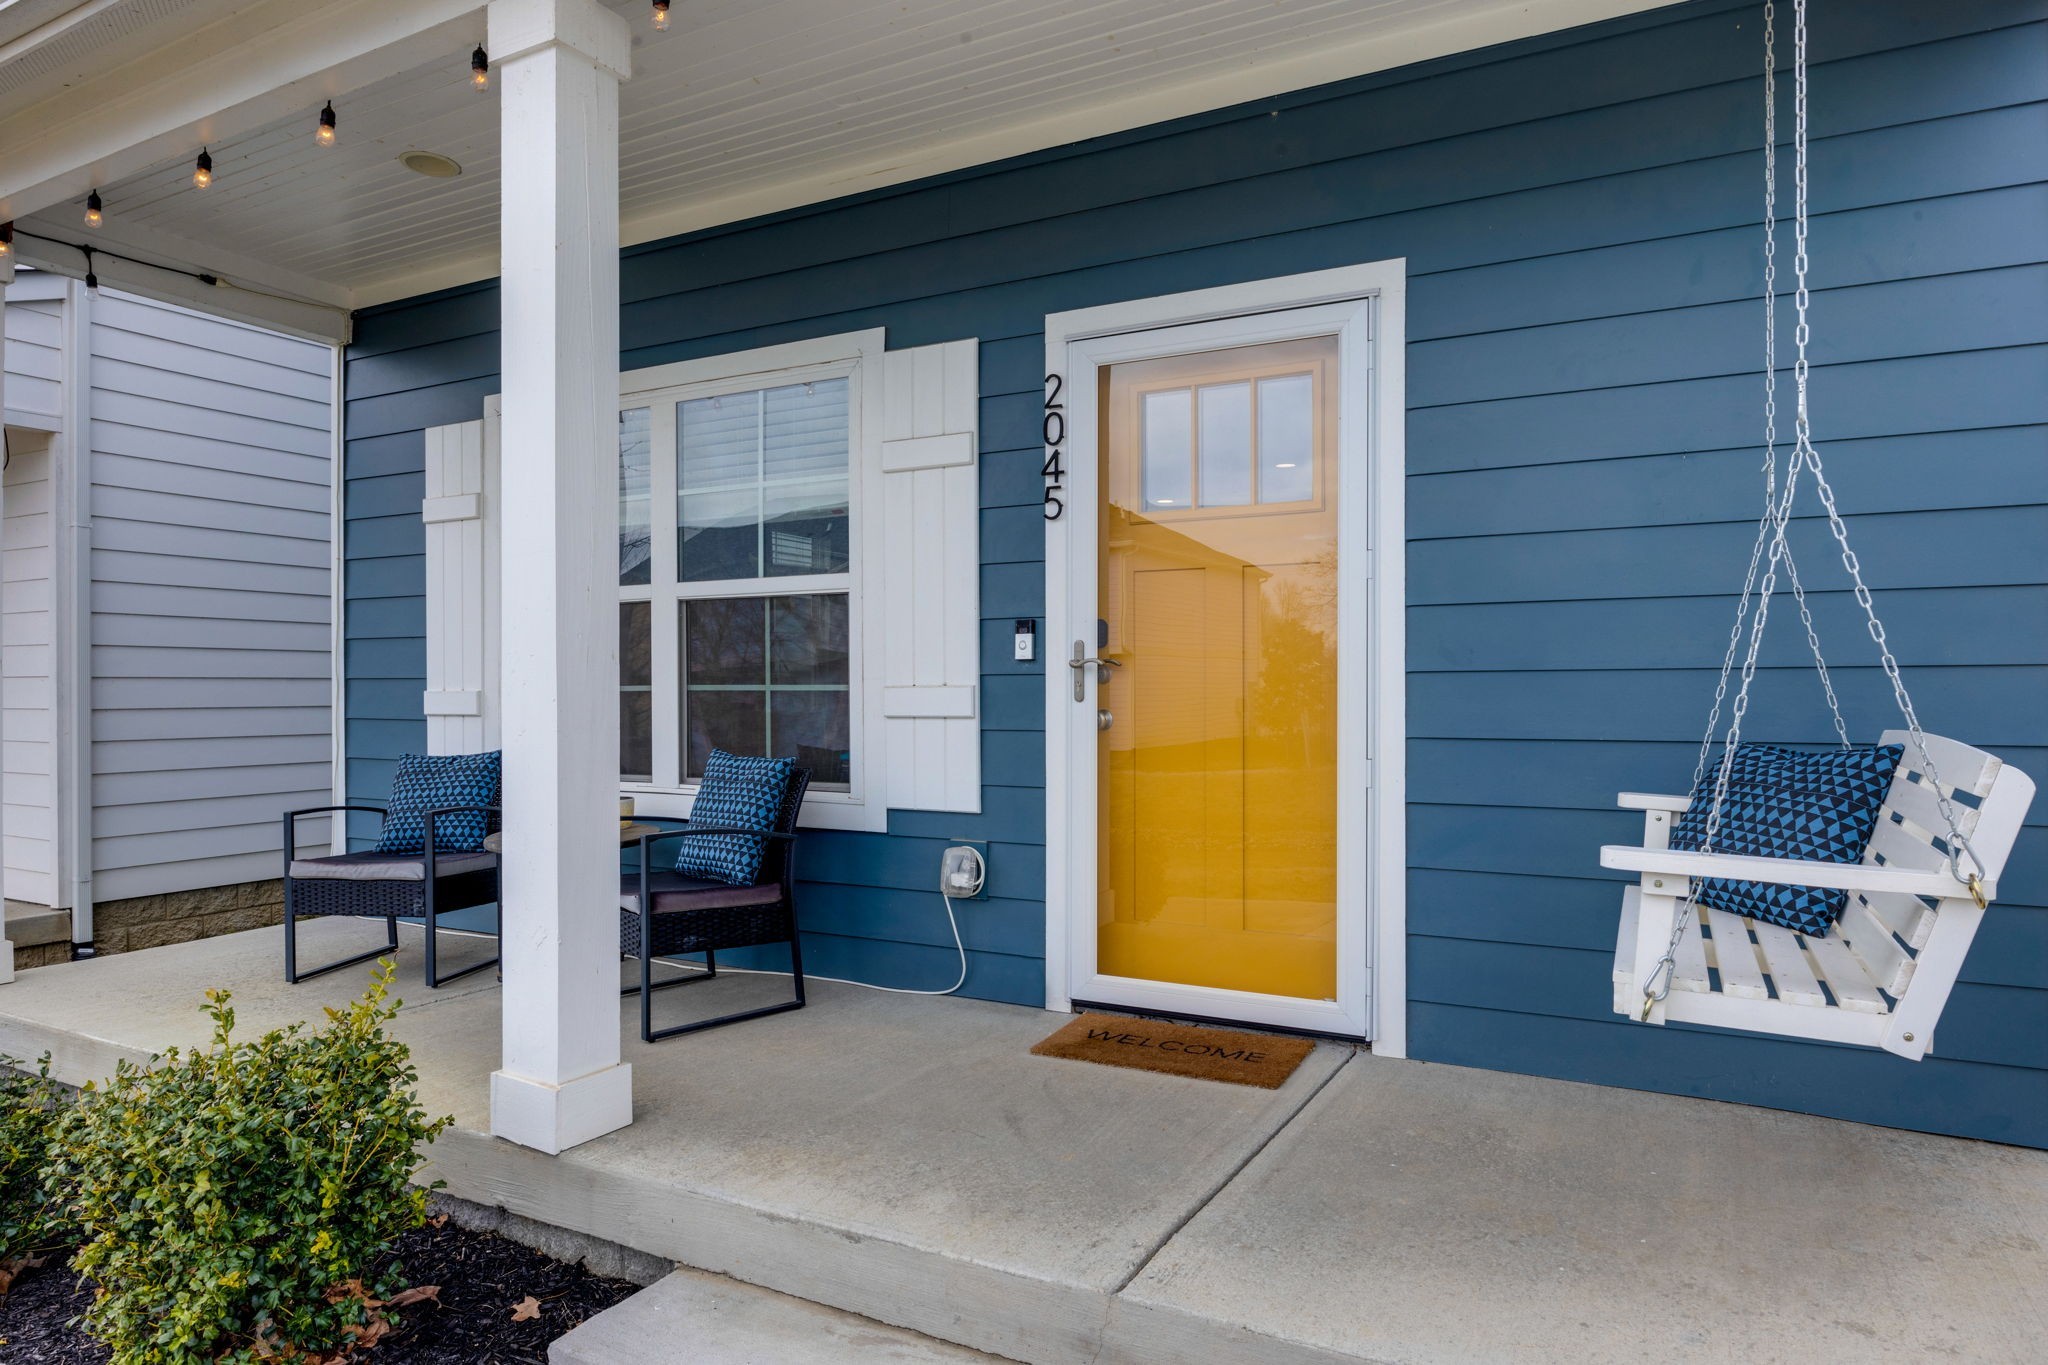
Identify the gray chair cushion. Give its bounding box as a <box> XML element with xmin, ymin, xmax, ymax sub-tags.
<box><xmin>289</xmin><ymin>851</ymin><xmax>496</xmax><ymax>882</ymax></box>
<box><xmin>619</xmin><ymin>870</ymin><xmax>783</xmax><ymax>914</ymax></box>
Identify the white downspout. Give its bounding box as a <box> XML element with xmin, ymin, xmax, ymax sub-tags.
<box><xmin>0</xmin><ymin>252</ymin><xmax>13</xmax><ymax>981</ymax></box>
<box><xmin>57</xmin><ymin>277</ymin><xmax>93</xmax><ymax>952</ymax></box>
<box><xmin>328</xmin><ymin>346</ymin><xmax>347</xmax><ymax>854</ymax></box>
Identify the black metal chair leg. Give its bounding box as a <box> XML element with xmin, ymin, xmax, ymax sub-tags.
<box><xmin>643</xmin><ymin>995</ymin><xmax>804</xmax><ymax>1042</ymax></box>
<box><xmin>283</xmin><ymin>894</ymin><xmax>298</xmax><ymax>982</ymax></box>
<box><xmin>621</xmin><ymin>953</ymin><xmax>716</xmax><ymax>997</ymax></box>
<box><xmin>640</xmin><ymin>936</ymin><xmax>806</xmax><ymax>1042</ymax></box>
<box><xmin>283</xmin><ymin>904</ymin><xmax>400</xmax><ymax>985</ymax></box>
<box><xmin>423</xmin><ymin>906</ymin><xmax>498</xmax><ymax>988</ymax></box>
<box><xmin>429</xmin><ymin>945</ymin><xmax>500</xmax><ymax>987</ymax></box>
<box><xmin>284</xmin><ymin>939</ymin><xmax>400</xmax><ymax>983</ymax></box>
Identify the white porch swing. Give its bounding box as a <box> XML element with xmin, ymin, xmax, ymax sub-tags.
<box><xmin>1601</xmin><ymin>0</ymin><xmax>2035</xmax><ymax>1060</ymax></box>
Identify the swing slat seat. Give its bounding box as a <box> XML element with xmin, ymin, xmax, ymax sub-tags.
<box><xmin>1604</xmin><ymin>731</ymin><xmax>2034</xmax><ymax>1060</ymax></box>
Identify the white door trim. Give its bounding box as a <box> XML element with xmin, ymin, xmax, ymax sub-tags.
<box><xmin>1041</xmin><ymin>261</ymin><xmax>1407</xmax><ymax>1052</ymax></box>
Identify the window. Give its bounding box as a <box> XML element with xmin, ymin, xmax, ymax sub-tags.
<box><xmin>1133</xmin><ymin>349</ymin><xmax>1323</xmax><ymax>514</ymax></box>
<box><xmin>681</xmin><ymin>593</ymin><xmax>849</xmax><ymax>783</ymax></box>
<box><xmin>618</xmin><ymin>359</ymin><xmax>859</xmax><ymax>797</ymax></box>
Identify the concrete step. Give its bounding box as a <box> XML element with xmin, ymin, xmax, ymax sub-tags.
<box><xmin>550</xmin><ymin>1268</ymin><xmax>1015</xmax><ymax>1364</ymax></box>
<box><xmin>4</xmin><ymin>901</ymin><xmax>71</xmax><ymax>948</ymax></box>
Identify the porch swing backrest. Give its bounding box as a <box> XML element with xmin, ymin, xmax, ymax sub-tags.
<box><xmin>1837</xmin><ymin>731</ymin><xmax>2005</xmax><ymax>996</ymax></box>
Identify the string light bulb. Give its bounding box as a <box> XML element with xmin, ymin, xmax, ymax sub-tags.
<box><xmin>652</xmin><ymin>0</ymin><xmax>670</xmax><ymax>31</ymax></box>
<box><xmin>82</xmin><ymin>248</ymin><xmax>98</xmax><ymax>295</ymax></box>
<box><xmin>471</xmin><ymin>46</ymin><xmax>490</xmax><ymax>91</ymax></box>
<box><xmin>0</xmin><ymin>221</ymin><xmax>12</xmax><ymax>260</ymax></box>
<box><xmin>84</xmin><ymin>189</ymin><xmax>103</xmax><ymax>228</ymax></box>
<box><xmin>193</xmin><ymin>147</ymin><xmax>214</xmax><ymax>189</ymax></box>
<box><xmin>316</xmin><ymin>101</ymin><xmax>337</xmax><ymax>147</ymax></box>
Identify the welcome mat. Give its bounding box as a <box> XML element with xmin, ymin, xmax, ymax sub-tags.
<box><xmin>1030</xmin><ymin>1013</ymin><xmax>1316</xmax><ymax>1088</ymax></box>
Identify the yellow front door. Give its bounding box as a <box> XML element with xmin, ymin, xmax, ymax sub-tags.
<box><xmin>1096</xmin><ymin>336</ymin><xmax>1340</xmax><ymax>1002</ymax></box>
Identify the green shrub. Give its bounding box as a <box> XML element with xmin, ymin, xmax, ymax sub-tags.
<box><xmin>47</xmin><ymin>962</ymin><xmax>451</xmax><ymax>1364</ymax></box>
<box><xmin>0</xmin><ymin>1052</ymin><xmax>71</xmax><ymax>1284</ymax></box>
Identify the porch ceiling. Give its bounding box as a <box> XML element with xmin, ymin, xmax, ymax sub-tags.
<box><xmin>1</xmin><ymin>0</ymin><xmax>1678</xmax><ymax>322</ymax></box>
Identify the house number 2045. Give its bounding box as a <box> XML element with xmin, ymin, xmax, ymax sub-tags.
<box><xmin>1042</xmin><ymin>373</ymin><xmax>1066</xmax><ymax>520</ymax></box>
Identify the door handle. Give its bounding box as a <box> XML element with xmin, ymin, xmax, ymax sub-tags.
<box><xmin>1069</xmin><ymin>641</ymin><xmax>1121</xmax><ymax>701</ymax></box>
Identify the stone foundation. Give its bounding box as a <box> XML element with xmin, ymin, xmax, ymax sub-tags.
<box><xmin>14</xmin><ymin>940</ymin><xmax>72</xmax><ymax>970</ymax></box>
<box><xmin>89</xmin><ymin>879</ymin><xmax>287</xmax><ymax>958</ymax></box>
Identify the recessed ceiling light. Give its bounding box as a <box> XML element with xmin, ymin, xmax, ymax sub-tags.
<box><xmin>399</xmin><ymin>150</ymin><xmax>463</xmax><ymax>178</ymax></box>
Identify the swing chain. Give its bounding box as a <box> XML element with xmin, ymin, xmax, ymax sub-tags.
<box><xmin>1769</xmin><ymin>0</ymin><xmax>1850</xmax><ymax>752</ymax></box>
<box><xmin>1781</xmin><ymin>0</ymin><xmax>1983</xmax><ymax>890</ymax></box>
<box><xmin>1687</xmin><ymin>0</ymin><xmax>1847</xmax><ymax>802</ymax></box>
<box><xmin>1644</xmin><ymin>0</ymin><xmax>1982</xmax><ymax>1019</ymax></box>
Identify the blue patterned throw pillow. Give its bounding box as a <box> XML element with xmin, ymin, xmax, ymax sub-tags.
<box><xmin>1671</xmin><ymin>742</ymin><xmax>1903</xmax><ymax>936</ymax></box>
<box><xmin>375</xmin><ymin>751</ymin><xmax>502</xmax><ymax>855</ymax></box>
<box><xmin>677</xmin><ymin>750</ymin><xmax>795</xmax><ymax>886</ymax></box>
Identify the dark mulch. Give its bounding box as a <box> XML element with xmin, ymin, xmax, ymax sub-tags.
<box><xmin>0</xmin><ymin>1219</ymin><xmax>641</xmax><ymax>1364</ymax></box>
<box><xmin>0</xmin><ymin>1251</ymin><xmax>102</xmax><ymax>1365</ymax></box>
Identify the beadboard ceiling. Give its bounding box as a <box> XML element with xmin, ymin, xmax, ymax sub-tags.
<box><xmin>6</xmin><ymin>0</ymin><xmax>1676</xmax><ymax>309</ymax></box>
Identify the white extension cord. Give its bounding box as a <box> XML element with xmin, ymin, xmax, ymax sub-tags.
<box><xmin>424</xmin><ymin>852</ymin><xmax>980</xmax><ymax>997</ymax></box>
<box><xmin>649</xmin><ymin>890</ymin><xmax>969</xmax><ymax>997</ymax></box>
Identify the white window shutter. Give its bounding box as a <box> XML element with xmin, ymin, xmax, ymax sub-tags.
<box><xmin>421</xmin><ymin>411</ymin><xmax>499</xmax><ymax>755</ymax></box>
<box><xmin>877</xmin><ymin>340</ymin><xmax>980</xmax><ymax>814</ymax></box>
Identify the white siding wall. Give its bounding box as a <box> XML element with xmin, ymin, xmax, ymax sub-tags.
<box><xmin>4</xmin><ymin>442</ymin><xmax>58</xmax><ymax>905</ymax></box>
<box><xmin>88</xmin><ymin>291</ymin><xmax>334</xmax><ymax>900</ymax></box>
<box><xmin>2</xmin><ymin>287</ymin><xmax>64</xmax><ymax>430</ymax></box>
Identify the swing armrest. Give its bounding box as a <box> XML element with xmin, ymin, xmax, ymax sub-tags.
<box><xmin>1600</xmin><ymin>846</ymin><xmax>1990</xmax><ymax>902</ymax></box>
<box><xmin>1617</xmin><ymin>792</ymin><xmax>1691</xmax><ymax>813</ymax></box>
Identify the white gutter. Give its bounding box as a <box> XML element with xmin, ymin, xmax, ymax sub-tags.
<box><xmin>0</xmin><ymin>0</ymin><xmax>120</xmax><ymax>63</ymax></box>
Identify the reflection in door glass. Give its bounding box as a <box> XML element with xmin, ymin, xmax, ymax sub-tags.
<box><xmin>1141</xmin><ymin>389</ymin><xmax>1192</xmax><ymax>510</ymax></box>
<box><xmin>1257</xmin><ymin>374</ymin><xmax>1314</xmax><ymax>504</ymax></box>
<box><xmin>1197</xmin><ymin>381</ymin><xmax>1252</xmax><ymax>507</ymax></box>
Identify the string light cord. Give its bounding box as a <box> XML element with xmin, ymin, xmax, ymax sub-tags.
<box><xmin>10</xmin><ymin>228</ymin><xmax>343</xmax><ymax>319</ymax></box>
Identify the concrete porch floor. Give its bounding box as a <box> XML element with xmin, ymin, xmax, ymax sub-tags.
<box><xmin>0</xmin><ymin>919</ymin><xmax>2041</xmax><ymax>1364</ymax></box>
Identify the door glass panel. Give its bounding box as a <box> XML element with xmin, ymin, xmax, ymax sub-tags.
<box><xmin>1197</xmin><ymin>381</ymin><xmax>1252</xmax><ymax>507</ymax></box>
<box><xmin>1140</xmin><ymin>389</ymin><xmax>1192</xmax><ymax>511</ymax></box>
<box><xmin>1257</xmin><ymin>373</ymin><xmax>1315</xmax><ymax>504</ymax></box>
<box><xmin>1098</xmin><ymin>336</ymin><xmax>1340</xmax><ymax>1002</ymax></box>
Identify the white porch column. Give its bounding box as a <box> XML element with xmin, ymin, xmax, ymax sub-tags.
<box><xmin>486</xmin><ymin>0</ymin><xmax>632</xmax><ymax>1153</ymax></box>
<box><xmin>0</xmin><ymin>254</ymin><xmax>12</xmax><ymax>983</ymax></box>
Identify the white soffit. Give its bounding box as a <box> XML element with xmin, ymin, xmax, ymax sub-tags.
<box><xmin>7</xmin><ymin>0</ymin><xmax>1680</xmax><ymax>309</ymax></box>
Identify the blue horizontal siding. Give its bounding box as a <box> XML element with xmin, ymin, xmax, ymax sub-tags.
<box><xmin>345</xmin><ymin>0</ymin><xmax>2048</xmax><ymax>1144</ymax></box>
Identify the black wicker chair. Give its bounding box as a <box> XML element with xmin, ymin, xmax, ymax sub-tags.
<box><xmin>620</xmin><ymin>767</ymin><xmax>810</xmax><ymax>1042</ymax></box>
<box><xmin>282</xmin><ymin>804</ymin><xmax>502</xmax><ymax>987</ymax></box>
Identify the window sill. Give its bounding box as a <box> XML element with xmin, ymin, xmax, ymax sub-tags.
<box><xmin>622</xmin><ymin>783</ymin><xmax>881</xmax><ymax>834</ymax></box>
